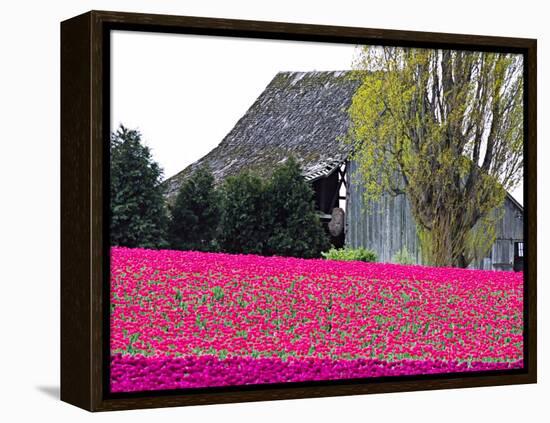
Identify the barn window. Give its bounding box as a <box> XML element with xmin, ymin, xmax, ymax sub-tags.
<box><xmin>513</xmin><ymin>242</ymin><xmax>524</xmax><ymax>272</ymax></box>
<box><xmin>515</xmin><ymin>241</ymin><xmax>524</xmax><ymax>257</ymax></box>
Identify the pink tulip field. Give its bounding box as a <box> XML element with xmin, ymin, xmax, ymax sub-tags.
<box><xmin>110</xmin><ymin>247</ymin><xmax>524</xmax><ymax>392</ymax></box>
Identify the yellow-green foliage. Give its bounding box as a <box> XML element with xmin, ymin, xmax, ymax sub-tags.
<box><xmin>322</xmin><ymin>247</ymin><xmax>377</xmax><ymax>263</ymax></box>
<box><xmin>347</xmin><ymin>46</ymin><xmax>523</xmax><ymax>267</ymax></box>
<box><xmin>392</xmin><ymin>246</ymin><xmax>416</xmax><ymax>265</ymax></box>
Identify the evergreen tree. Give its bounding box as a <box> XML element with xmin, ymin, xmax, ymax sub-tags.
<box><xmin>110</xmin><ymin>125</ymin><xmax>167</xmax><ymax>248</ymax></box>
<box><xmin>168</xmin><ymin>166</ymin><xmax>220</xmax><ymax>251</ymax></box>
<box><xmin>218</xmin><ymin>172</ymin><xmax>271</xmax><ymax>255</ymax></box>
<box><xmin>265</xmin><ymin>157</ymin><xmax>330</xmax><ymax>258</ymax></box>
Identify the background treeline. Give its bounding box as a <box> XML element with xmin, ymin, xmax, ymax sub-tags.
<box><xmin>110</xmin><ymin>125</ymin><xmax>330</xmax><ymax>259</ymax></box>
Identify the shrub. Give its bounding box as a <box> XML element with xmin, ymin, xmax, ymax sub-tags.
<box><xmin>168</xmin><ymin>166</ymin><xmax>220</xmax><ymax>252</ymax></box>
<box><xmin>218</xmin><ymin>172</ymin><xmax>271</xmax><ymax>255</ymax></box>
<box><xmin>217</xmin><ymin>158</ymin><xmax>330</xmax><ymax>258</ymax></box>
<box><xmin>322</xmin><ymin>247</ymin><xmax>377</xmax><ymax>263</ymax></box>
<box><xmin>265</xmin><ymin>157</ymin><xmax>330</xmax><ymax>258</ymax></box>
<box><xmin>392</xmin><ymin>246</ymin><xmax>416</xmax><ymax>265</ymax></box>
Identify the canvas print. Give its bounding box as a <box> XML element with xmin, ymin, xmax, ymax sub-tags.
<box><xmin>109</xmin><ymin>31</ymin><xmax>525</xmax><ymax>393</ymax></box>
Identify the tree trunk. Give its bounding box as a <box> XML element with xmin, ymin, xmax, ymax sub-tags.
<box><xmin>417</xmin><ymin>208</ymin><xmax>473</xmax><ymax>268</ymax></box>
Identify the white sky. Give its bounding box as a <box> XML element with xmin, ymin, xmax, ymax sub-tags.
<box><xmin>111</xmin><ymin>31</ymin><xmax>357</xmax><ymax>179</ymax></box>
<box><xmin>110</xmin><ymin>30</ymin><xmax>523</xmax><ymax>205</ymax></box>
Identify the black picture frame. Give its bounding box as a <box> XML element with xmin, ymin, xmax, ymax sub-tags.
<box><xmin>61</xmin><ymin>10</ymin><xmax>537</xmax><ymax>411</ymax></box>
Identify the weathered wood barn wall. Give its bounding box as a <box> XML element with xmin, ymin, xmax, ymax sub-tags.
<box><xmin>345</xmin><ymin>160</ymin><xmax>524</xmax><ymax>270</ymax></box>
<box><xmin>345</xmin><ymin>160</ymin><xmax>422</xmax><ymax>264</ymax></box>
<box><xmin>473</xmin><ymin>196</ymin><xmax>524</xmax><ymax>271</ymax></box>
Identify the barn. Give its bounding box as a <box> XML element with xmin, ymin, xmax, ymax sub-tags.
<box><xmin>164</xmin><ymin>71</ymin><xmax>524</xmax><ymax>271</ymax></box>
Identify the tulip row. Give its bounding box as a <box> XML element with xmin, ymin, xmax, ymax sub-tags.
<box><xmin>111</xmin><ymin>354</ymin><xmax>522</xmax><ymax>392</ymax></box>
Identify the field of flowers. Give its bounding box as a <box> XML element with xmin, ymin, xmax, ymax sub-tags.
<box><xmin>110</xmin><ymin>247</ymin><xmax>523</xmax><ymax>392</ymax></box>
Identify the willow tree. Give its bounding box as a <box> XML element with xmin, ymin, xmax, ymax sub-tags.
<box><xmin>347</xmin><ymin>47</ymin><xmax>523</xmax><ymax>268</ymax></box>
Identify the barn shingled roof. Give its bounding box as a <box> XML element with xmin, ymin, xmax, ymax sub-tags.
<box><xmin>163</xmin><ymin>70</ymin><xmax>361</xmax><ymax>200</ymax></box>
